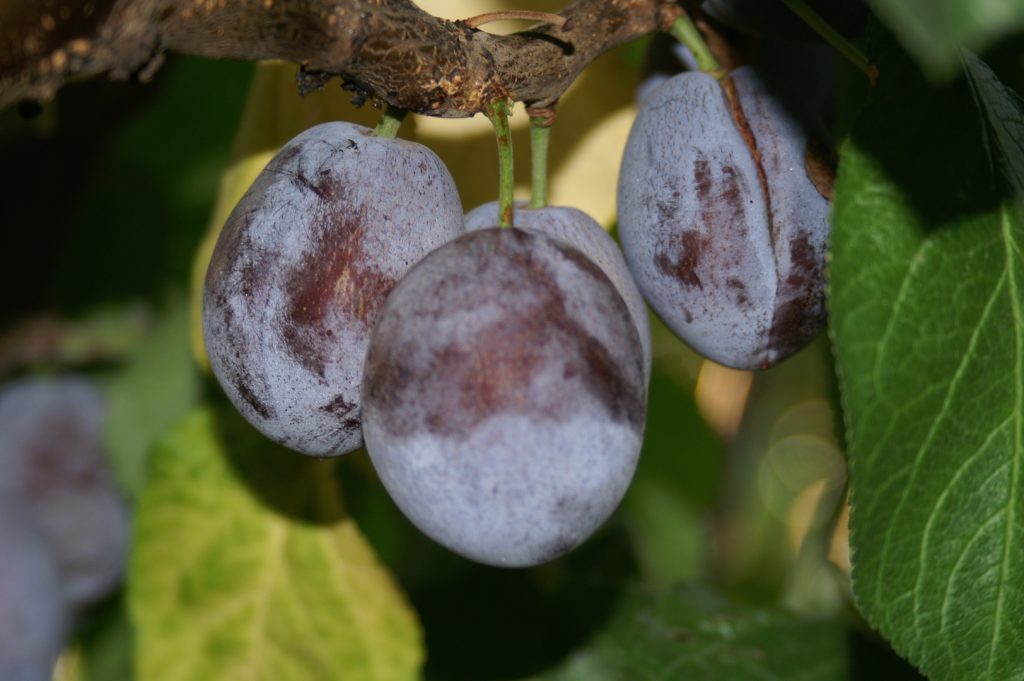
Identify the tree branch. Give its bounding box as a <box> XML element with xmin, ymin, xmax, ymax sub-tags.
<box><xmin>0</xmin><ymin>0</ymin><xmax>681</xmax><ymax>117</ymax></box>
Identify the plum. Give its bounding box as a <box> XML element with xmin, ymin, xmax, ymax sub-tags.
<box><xmin>617</xmin><ymin>67</ymin><xmax>833</xmax><ymax>369</ymax></box>
<box><xmin>0</xmin><ymin>498</ymin><xmax>68</xmax><ymax>681</ymax></box>
<box><xmin>361</xmin><ymin>227</ymin><xmax>646</xmax><ymax>567</ymax></box>
<box><xmin>203</xmin><ymin>121</ymin><xmax>464</xmax><ymax>456</ymax></box>
<box><xmin>0</xmin><ymin>376</ymin><xmax>130</xmax><ymax>608</ymax></box>
<box><xmin>464</xmin><ymin>201</ymin><xmax>652</xmax><ymax>383</ymax></box>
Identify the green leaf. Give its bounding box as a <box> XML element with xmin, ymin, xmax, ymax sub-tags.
<box><xmin>104</xmin><ymin>297</ymin><xmax>200</xmax><ymax>497</ymax></box>
<box><xmin>129</xmin><ymin>407</ymin><xmax>423</xmax><ymax>681</ymax></box>
<box><xmin>867</xmin><ymin>0</ymin><xmax>1024</xmax><ymax>79</ymax></box>
<box><xmin>56</xmin><ymin>58</ymin><xmax>252</xmax><ymax>310</ymax></box>
<box><xmin>75</xmin><ymin>596</ymin><xmax>136</xmax><ymax>681</ymax></box>
<box><xmin>530</xmin><ymin>584</ymin><xmax>847</xmax><ymax>681</ymax></box>
<box><xmin>830</xmin><ymin>40</ymin><xmax>1024</xmax><ymax>681</ymax></box>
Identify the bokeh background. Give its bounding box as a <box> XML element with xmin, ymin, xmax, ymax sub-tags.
<box><xmin>0</xmin><ymin>1</ymin><xmax>930</xmax><ymax>679</ymax></box>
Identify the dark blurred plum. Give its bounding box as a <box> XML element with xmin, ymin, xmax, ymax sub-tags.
<box><xmin>0</xmin><ymin>376</ymin><xmax>130</xmax><ymax>607</ymax></box>
<box><xmin>0</xmin><ymin>498</ymin><xmax>68</xmax><ymax>681</ymax></box>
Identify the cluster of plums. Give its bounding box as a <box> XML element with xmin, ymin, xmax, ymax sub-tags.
<box><xmin>203</xmin><ymin>60</ymin><xmax>832</xmax><ymax>567</ymax></box>
<box><xmin>0</xmin><ymin>377</ymin><xmax>131</xmax><ymax>680</ymax></box>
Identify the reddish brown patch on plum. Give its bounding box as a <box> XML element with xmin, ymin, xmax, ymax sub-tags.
<box><xmin>656</xmin><ymin>194</ymin><xmax>679</xmax><ymax>226</ymax></box>
<box><xmin>321</xmin><ymin>394</ymin><xmax>360</xmax><ymax>432</ymax></box>
<box><xmin>767</xmin><ymin>232</ymin><xmax>825</xmax><ymax>359</ymax></box>
<box><xmin>787</xmin><ymin>231</ymin><xmax>822</xmax><ymax>286</ymax></box>
<box><xmin>727</xmin><ymin>277</ymin><xmax>750</xmax><ymax>307</ymax></box>
<box><xmin>722</xmin><ymin>76</ymin><xmax>775</xmax><ymax>245</ymax></box>
<box><xmin>235</xmin><ymin>380</ymin><xmax>272</xmax><ymax>419</ymax></box>
<box><xmin>21</xmin><ymin>413</ymin><xmax>105</xmax><ymax>498</ymax></box>
<box><xmin>804</xmin><ymin>136</ymin><xmax>838</xmax><ymax>200</ymax></box>
<box><xmin>367</xmin><ymin>231</ymin><xmax>645</xmax><ymax>439</ymax></box>
<box><xmin>693</xmin><ymin>156</ymin><xmax>745</xmax><ymax>229</ymax></box>
<box><xmin>655</xmin><ymin>230</ymin><xmax>707</xmax><ymax>290</ymax></box>
<box><xmin>281</xmin><ymin>179</ymin><xmax>397</xmax><ymax>378</ymax></box>
<box><xmin>655</xmin><ymin>148</ymin><xmax>753</xmax><ymax>294</ymax></box>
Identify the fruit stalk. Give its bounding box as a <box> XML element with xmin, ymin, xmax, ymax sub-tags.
<box><xmin>667</xmin><ymin>13</ymin><xmax>722</xmax><ymax>77</ymax></box>
<box><xmin>374</xmin><ymin>105</ymin><xmax>408</xmax><ymax>139</ymax></box>
<box><xmin>528</xmin><ymin>115</ymin><xmax>551</xmax><ymax>209</ymax></box>
<box><xmin>488</xmin><ymin>100</ymin><xmax>515</xmax><ymax>228</ymax></box>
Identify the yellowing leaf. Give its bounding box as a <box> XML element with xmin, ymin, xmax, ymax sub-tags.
<box><xmin>129</xmin><ymin>407</ymin><xmax>422</xmax><ymax>681</ymax></box>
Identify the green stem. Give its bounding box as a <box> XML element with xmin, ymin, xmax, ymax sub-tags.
<box><xmin>668</xmin><ymin>14</ymin><xmax>722</xmax><ymax>77</ymax></box>
<box><xmin>374</xmin><ymin>105</ymin><xmax>407</xmax><ymax>138</ymax></box>
<box><xmin>799</xmin><ymin>478</ymin><xmax>848</xmax><ymax>568</ymax></box>
<box><xmin>487</xmin><ymin>100</ymin><xmax>515</xmax><ymax>228</ymax></box>
<box><xmin>779</xmin><ymin>0</ymin><xmax>878</xmax><ymax>83</ymax></box>
<box><xmin>529</xmin><ymin>118</ymin><xmax>550</xmax><ymax>209</ymax></box>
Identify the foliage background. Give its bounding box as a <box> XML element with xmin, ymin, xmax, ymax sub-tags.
<box><xmin>1</xmin><ymin>0</ymin><xmax>1022</xmax><ymax>679</ymax></box>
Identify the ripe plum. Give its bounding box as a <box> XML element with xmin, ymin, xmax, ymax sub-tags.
<box><xmin>203</xmin><ymin>122</ymin><xmax>464</xmax><ymax>456</ymax></box>
<box><xmin>362</xmin><ymin>228</ymin><xmax>646</xmax><ymax>567</ymax></box>
<box><xmin>617</xmin><ymin>67</ymin><xmax>833</xmax><ymax>369</ymax></box>
<box><xmin>464</xmin><ymin>201</ymin><xmax>651</xmax><ymax>383</ymax></box>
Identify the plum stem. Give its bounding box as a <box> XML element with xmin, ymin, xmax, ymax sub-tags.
<box><xmin>779</xmin><ymin>0</ymin><xmax>878</xmax><ymax>85</ymax></box>
<box><xmin>783</xmin><ymin>475</ymin><xmax>848</xmax><ymax>608</ymax></box>
<box><xmin>374</xmin><ymin>105</ymin><xmax>408</xmax><ymax>138</ymax></box>
<box><xmin>528</xmin><ymin>114</ymin><xmax>552</xmax><ymax>209</ymax></box>
<box><xmin>488</xmin><ymin>100</ymin><xmax>515</xmax><ymax>228</ymax></box>
<box><xmin>668</xmin><ymin>13</ymin><xmax>723</xmax><ymax>78</ymax></box>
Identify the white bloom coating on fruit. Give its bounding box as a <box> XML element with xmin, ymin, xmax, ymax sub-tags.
<box><xmin>203</xmin><ymin>122</ymin><xmax>464</xmax><ymax>456</ymax></box>
<box><xmin>464</xmin><ymin>201</ymin><xmax>652</xmax><ymax>384</ymax></box>
<box><xmin>0</xmin><ymin>377</ymin><xmax>129</xmax><ymax>608</ymax></box>
<box><xmin>617</xmin><ymin>69</ymin><xmax>831</xmax><ymax>369</ymax></box>
<box><xmin>362</xmin><ymin>228</ymin><xmax>646</xmax><ymax>567</ymax></box>
<box><xmin>0</xmin><ymin>498</ymin><xmax>68</xmax><ymax>681</ymax></box>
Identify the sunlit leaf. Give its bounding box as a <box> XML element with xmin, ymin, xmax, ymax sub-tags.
<box><xmin>130</xmin><ymin>407</ymin><xmax>422</xmax><ymax>681</ymax></box>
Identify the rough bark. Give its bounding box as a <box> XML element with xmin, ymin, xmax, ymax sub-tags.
<box><xmin>0</xmin><ymin>0</ymin><xmax>681</xmax><ymax>117</ymax></box>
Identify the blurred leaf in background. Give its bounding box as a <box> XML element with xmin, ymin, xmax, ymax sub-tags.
<box><xmin>130</xmin><ymin>406</ymin><xmax>423</xmax><ymax>681</ymax></box>
<box><xmin>530</xmin><ymin>583</ymin><xmax>848</xmax><ymax>681</ymax></box>
<box><xmin>104</xmin><ymin>296</ymin><xmax>199</xmax><ymax>497</ymax></box>
<box><xmin>619</xmin><ymin>328</ymin><xmax>726</xmax><ymax>584</ymax></box>
<box><xmin>710</xmin><ymin>339</ymin><xmax>847</xmax><ymax>613</ymax></box>
<box><xmin>53</xmin><ymin>58</ymin><xmax>252</xmax><ymax>311</ymax></box>
<box><xmin>867</xmin><ymin>0</ymin><xmax>1024</xmax><ymax>80</ymax></box>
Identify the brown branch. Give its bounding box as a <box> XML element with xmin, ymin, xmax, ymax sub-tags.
<box><xmin>0</xmin><ymin>0</ymin><xmax>681</xmax><ymax>117</ymax></box>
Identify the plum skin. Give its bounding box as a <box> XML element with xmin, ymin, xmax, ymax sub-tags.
<box><xmin>203</xmin><ymin>121</ymin><xmax>464</xmax><ymax>457</ymax></box>
<box><xmin>617</xmin><ymin>67</ymin><xmax>832</xmax><ymax>370</ymax></box>
<box><xmin>0</xmin><ymin>376</ymin><xmax>130</xmax><ymax>609</ymax></box>
<box><xmin>0</xmin><ymin>498</ymin><xmax>69</xmax><ymax>681</ymax></box>
<box><xmin>361</xmin><ymin>227</ymin><xmax>647</xmax><ymax>567</ymax></box>
<box><xmin>464</xmin><ymin>201</ymin><xmax>652</xmax><ymax>385</ymax></box>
